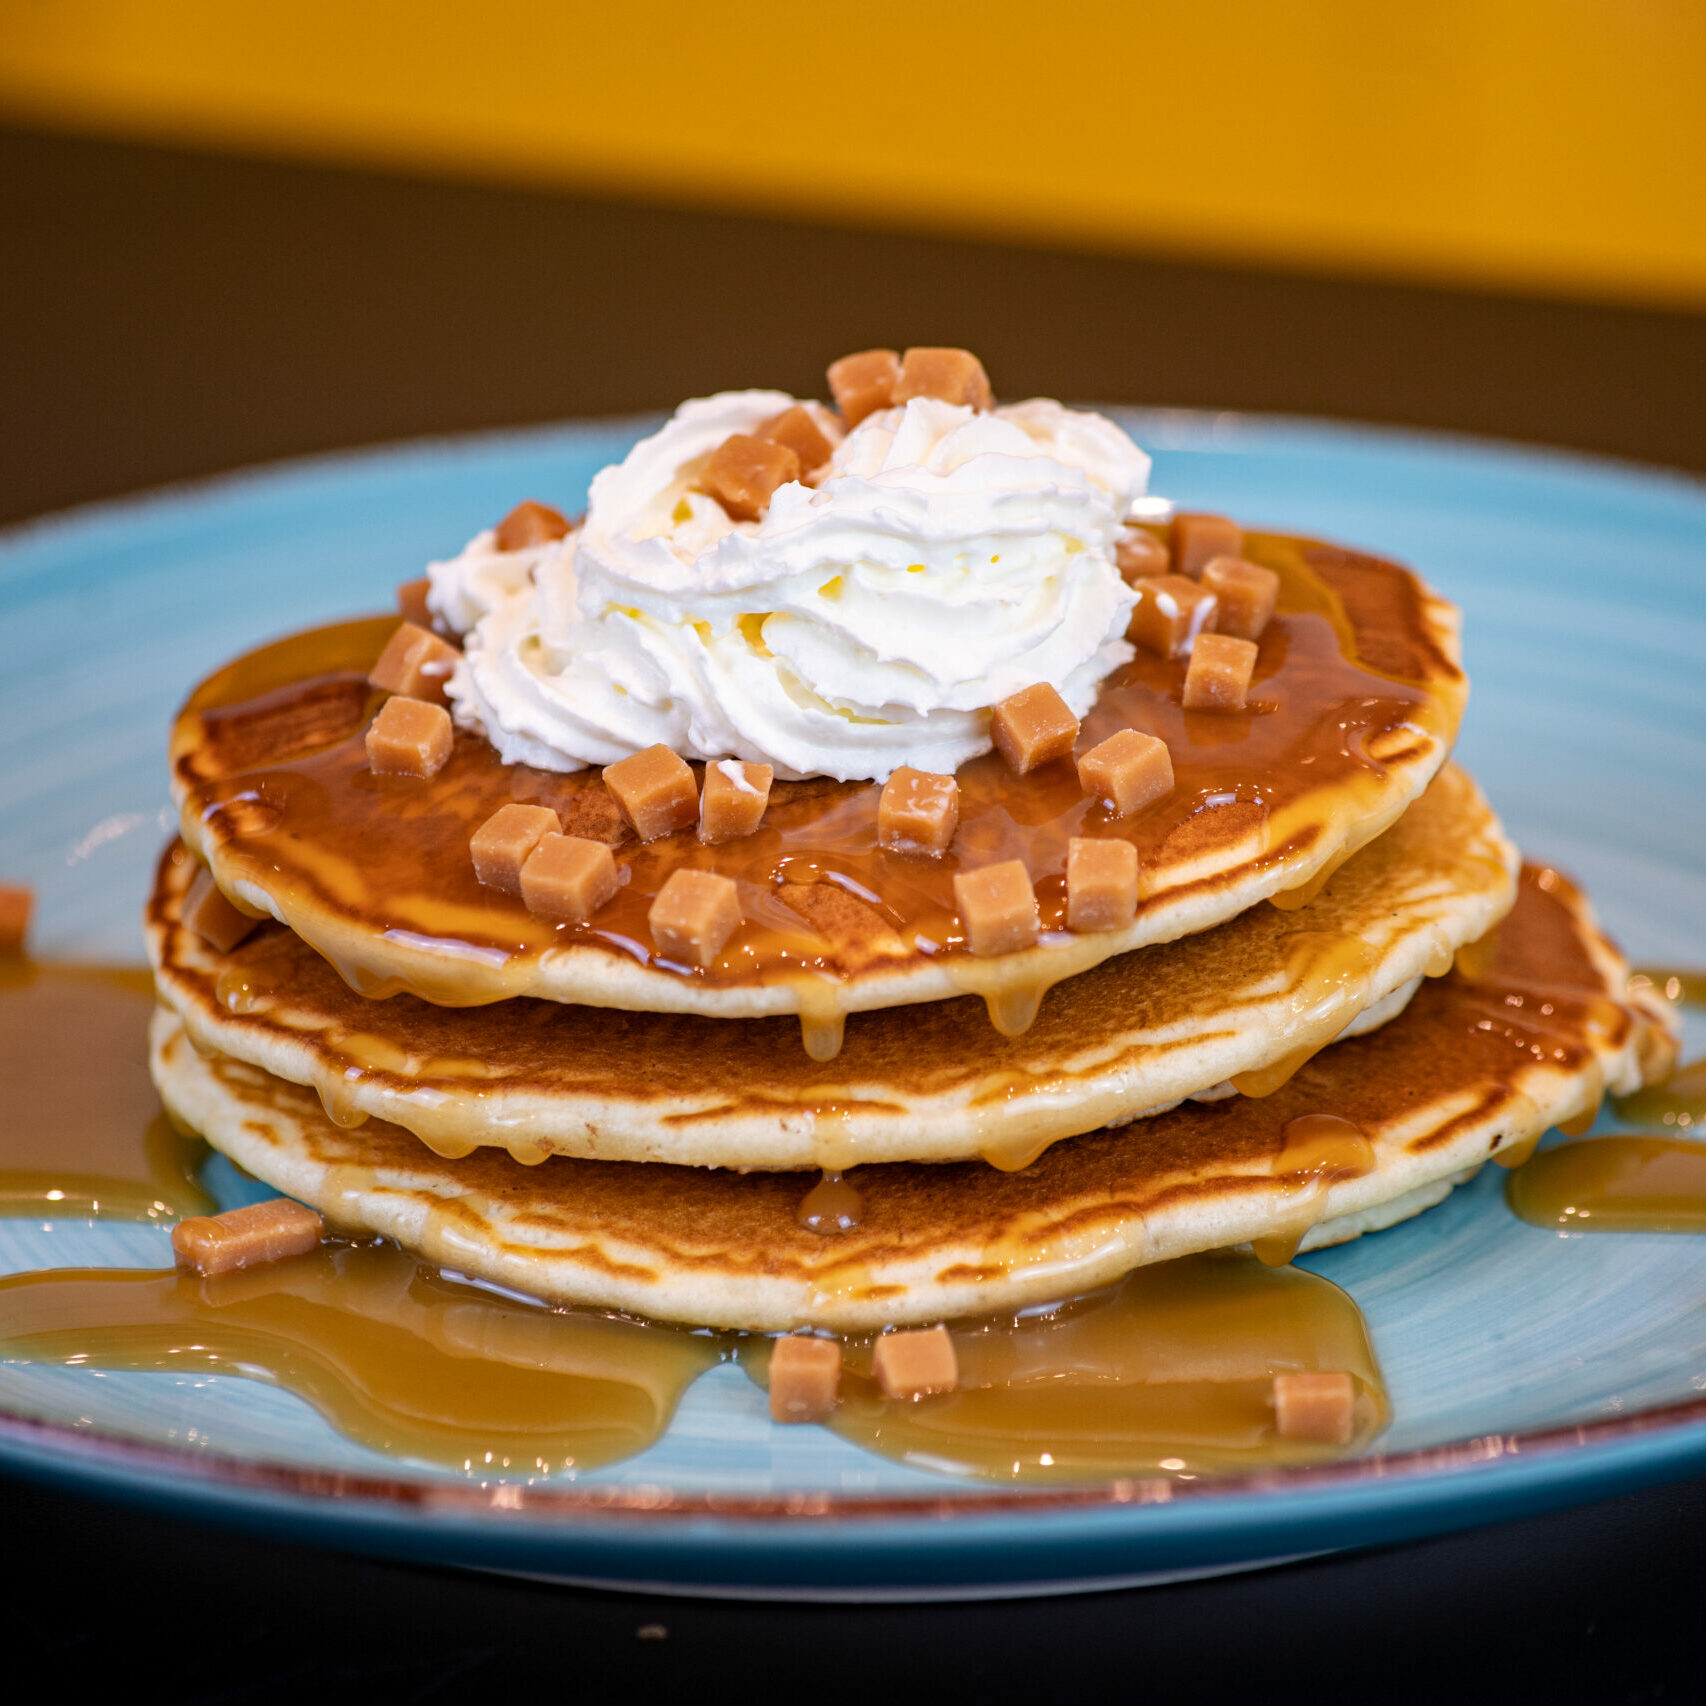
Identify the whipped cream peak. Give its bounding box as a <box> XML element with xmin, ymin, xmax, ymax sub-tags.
<box><xmin>425</xmin><ymin>525</ymin><xmax>573</xmax><ymax>638</ymax></box>
<box><xmin>437</xmin><ymin>387</ymin><xmax>1152</xmax><ymax>782</ymax></box>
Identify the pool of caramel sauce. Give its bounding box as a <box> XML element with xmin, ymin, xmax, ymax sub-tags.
<box><xmin>1507</xmin><ymin>966</ymin><xmax>1706</xmax><ymax>1232</ymax></box>
<box><xmin>742</xmin><ymin>1255</ymin><xmax>1387</xmax><ymax>1481</ymax></box>
<box><xmin>0</xmin><ymin>1245</ymin><xmax>722</xmax><ymax>1474</ymax></box>
<box><xmin>0</xmin><ymin>960</ymin><xmax>210</xmax><ymax>1220</ymax></box>
<box><xmin>1507</xmin><ymin>1137</ymin><xmax>1706</xmax><ymax>1233</ymax></box>
<box><xmin>172</xmin><ymin>533</ymin><xmax>1454</xmax><ymax>1015</ymax></box>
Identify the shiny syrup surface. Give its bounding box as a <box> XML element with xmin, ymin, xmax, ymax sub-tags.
<box><xmin>743</xmin><ymin>1254</ymin><xmax>1387</xmax><ymax>1481</ymax></box>
<box><xmin>0</xmin><ymin>1245</ymin><xmax>723</xmax><ymax>1474</ymax></box>
<box><xmin>173</xmin><ymin>533</ymin><xmax>1457</xmax><ymax>1004</ymax></box>
<box><xmin>1508</xmin><ymin>968</ymin><xmax>1706</xmax><ymax>1231</ymax></box>
<box><xmin>0</xmin><ymin>960</ymin><xmax>210</xmax><ymax>1221</ymax></box>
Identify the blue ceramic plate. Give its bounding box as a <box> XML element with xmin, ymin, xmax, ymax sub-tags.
<box><xmin>2</xmin><ymin>412</ymin><xmax>1703</xmax><ymax>1599</ymax></box>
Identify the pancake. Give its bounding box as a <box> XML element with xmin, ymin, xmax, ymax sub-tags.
<box><xmin>169</xmin><ymin>528</ymin><xmax>1466</xmax><ymax>1039</ymax></box>
<box><xmin>150</xmin><ymin>764</ymin><xmax>1517</xmax><ymax>1170</ymax></box>
<box><xmin>149</xmin><ymin>864</ymin><xmax>1676</xmax><ymax>1332</ymax></box>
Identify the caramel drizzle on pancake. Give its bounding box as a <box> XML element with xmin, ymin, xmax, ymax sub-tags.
<box><xmin>169</xmin><ymin>532</ymin><xmax>1461</xmax><ymax>1033</ymax></box>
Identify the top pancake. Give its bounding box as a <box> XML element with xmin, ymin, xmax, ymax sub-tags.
<box><xmin>171</xmin><ymin>526</ymin><xmax>1465</xmax><ymax>1028</ymax></box>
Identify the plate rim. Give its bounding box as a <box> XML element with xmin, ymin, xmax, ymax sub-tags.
<box><xmin>5</xmin><ymin>1374</ymin><xmax>1706</xmax><ymax>1532</ymax></box>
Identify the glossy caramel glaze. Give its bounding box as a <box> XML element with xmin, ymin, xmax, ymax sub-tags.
<box><xmin>797</xmin><ymin>1169</ymin><xmax>863</xmax><ymax>1233</ymax></box>
<box><xmin>169</xmin><ymin>531</ymin><xmax>1464</xmax><ymax>1025</ymax></box>
<box><xmin>1629</xmin><ymin>969</ymin><xmax>1706</xmax><ymax>1011</ymax></box>
<box><xmin>1506</xmin><ymin>1136</ymin><xmax>1706</xmax><ymax>1233</ymax></box>
<box><xmin>742</xmin><ymin>1254</ymin><xmax>1385</xmax><ymax>1481</ymax></box>
<box><xmin>1615</xmin><ymin>1057</ymin><xmax>1706</xmax><ymax>1133</ymax></box>
<box><xmin>0</xmin><ymin>1243</ymin><xmax>721</xmax><ymax>1474</ymax></box>
<box><xmin>0</xmin><ymin>959</ymin><xmax>211</xmax><ymax>1220</ymax></box>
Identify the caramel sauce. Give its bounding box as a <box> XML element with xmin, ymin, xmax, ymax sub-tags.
<box><xmin>1248</xmin><ymin>1114</ymin><xmax>1376</xmax><ymax>1266</ymax></box>
<box><xmin>172</xmin><ymin>535</ymin><xmax>1457</xmax><ymax>1037</ymax></box>
<box><xmin>1630</xmin><ymin>968</ymin><xmax>1706</xmax><ymax>1010</ymax></box>
<box><xmin>1615</xmin><ymin>1056</ymin><xmax>1706</xmax><ymax>1132</ymax></box>
<box><xmin>1506</xmin><ymin>1136</ymin><xmax>1706</xmax><ymax>1233</ymax></box>
<box><xmin>742</xmin><ymin>1255</ymin><xmax>1386</xmax><ymax>1481</ymax></box>
<box><xmin>797</xmin><ymin>1168</ymin><xmax>864</xmax><ymax>1234</ymax></box>
<box><xmin>0</xmin><ymin>1244</ymin><xmax>723</xmax><ymax>1474</ymax></box>
<box><xmin>0</xmin><ymin>960</ymin><xmax>211</xmax><ymax>1220</ymax></box>
<box><xmin>1228</xmin><ymin>931</ymin><xmax>1384</xmax><ymax>1098</ymax></box>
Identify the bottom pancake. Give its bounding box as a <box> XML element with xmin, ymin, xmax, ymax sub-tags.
<box><xmin>151</xmin><ymin>866</ymin><xmax>1675</xmax><ymax>1332</ymax></box>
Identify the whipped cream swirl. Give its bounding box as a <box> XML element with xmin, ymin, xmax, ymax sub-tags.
<box><xmin>434</xmin><ymin>389</ymin><xmax>1150</xmax><ymax>781</ymax></box>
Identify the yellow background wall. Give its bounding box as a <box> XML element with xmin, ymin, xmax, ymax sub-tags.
<box><xmin>2</xmin><ymin>0</ymin><xmax>1702</xmax><ymax>309</ymax></box>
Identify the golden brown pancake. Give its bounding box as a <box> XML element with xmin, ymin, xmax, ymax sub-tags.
<box><xmin>169</xmin><ymin>529</ymin><xmax>1465</xmax><ymax>1036</ymax></box>
<box><xmin>150</xmin><ymin>865</ymin><xmax>1675</xmax><ymax>1331</ymax></box>
<box><xmin>149</xmin><ymin>764</ymin><xmax>1516</xmax><ymax>1170</ymax></box>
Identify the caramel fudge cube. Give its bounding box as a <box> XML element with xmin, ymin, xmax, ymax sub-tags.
<box><xmin>395</xmin><ymin>575</ymin><xmax>434</xmax><ymax>629</ymax></box>
<box><xmin>769</xmin><ymin>1335</ymin><xmax>842</xmax><ymax>1424</ymax></box>
<box><xmin>0</xmin><ymin>882</ymin><xmax>32</xmax><ymax>955</ymax></box>
<box><xmin>759</xmin><ymin>404</ymin><xmax>839</xmax><ymax>477</ymax></box>
<box><xmin>702</xmin><ymin>433</ymin><xmax>802</xmax><ymax>522</ymax></box>
<box><xmin>1114</xmin><ymin>526</ymin><xmax>1170</xmax><ymax>584</ymax></box>
<box><xmin>894</xmin><ymin>346</ymin><xmax>993</xmax><ymax>411</ymax></box>
<box><xmin>494</xmin><ymin>498</ymin><xmax>571</xmax><ymax>551</ymax></box>
<box><xmin>1182</xmin><ymin>632</ymin><xmax>1259</xmax><ymax>711</ymax></box>
<box><xmin>953</xmin><ymin>860</ymin><xmax>1040</xmax><ymax>957</ymax></box>
<box><xmin>699</xmin><ymin>759</ymin><xmax>773</xmax><ymax>844</ymax></box>
<box><xmin>873</xmin><ymin>1324</ymin><xmax>958</xmax><ymax>1399</ymax></box>
<box><xmin>1202</xmin><ymin>556</ymin><xmax>1280</xmax><ymax>641</ymax></box>
<box><xmin>603</xmin><ymin>744</ymin><xmax>699</xmax><ymax>840</ymax></box>
<box><xmin>519</xmin><ymin>832</ymin><xmax>619</xmax><ymax>921</ymax></box>
<box><xmin>1077</xmin><ymin>729</ymin><xmax>1174</xmax><ymax>817</ymax></box>
<box><xmin>366</xmin><ymin>695</ymin><xmax>453</xmax><ymax>778</ymax></box>
<box><xmin>183</xmin><ymin>864</ymin><xmax>260</xmax><ymax>953</ymax></box>
<box><xmin>648</xmin><ymin>868</ymin><xmax>742</xmax><ymax>968</ymax></box>
<box><xmin>877</xmin><ymin>767</ymin><xmax>960</xmax><ymax>855</ymax></box>
<box><xmin>1066</xmin><ymin>837</ymin><xmax>1139</xmax><ymax>933</ymax></box>
<box><xmin>1128</xmin><ymin>575</ymin><xmax>1218</xmax><ymax>660</ymax></box>
<box><xmin>171</xmin><ymin>1198</ymin><xmax>324</xmax><ymax>1276</ymax></box>
<box><xmin>990</xmin><ymin>682</ymin><xmax>1079</xmax><ymax>774</ymax></box>
<box><xmin>471</xmin><ymin>802</ymin><xmax>562</xmax><ymax>895</ymax></box>
<box><xmin>1170</xmin><ymin>512</ymin><xmax>1244</xmax><ymax>580</ymax></box>
<box><xmin>368</xmin><ymin>620</ymin><xmax>460</xmax><ymax>704</ymax></box>
<box><xmin>1273</xmin><ymin>1370</ymin><xmax>1356</xmax><ymax>1445</ymax></box>
<box><xmin>827</xmin><ymin>348</ymin><xmax>900</xmax><ymax>426</ymax></box>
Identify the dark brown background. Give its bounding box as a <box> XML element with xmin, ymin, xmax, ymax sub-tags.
<box><xmin>2</xmin><ymin>123</ymin><xmax>1703</xmax><ymax>1697</ymax></box>
<box><xmin>4</xmin><ymin>122</ymin><xmax>1705</xmax><ymax>526</ymax></box>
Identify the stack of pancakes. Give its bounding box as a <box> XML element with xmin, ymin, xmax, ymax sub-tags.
<box><xmin>145</xmin><ymin>500</ymin><xmax>1674</xmax><ymax>1335</ymax></box>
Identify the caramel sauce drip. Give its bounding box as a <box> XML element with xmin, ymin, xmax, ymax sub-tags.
<box><xmin>1248</xmin><ymin>1114</ymin><xmax>1376</xmax><ymax>1266</ymax></box>
<box><xmin>1506</xmin><ymin>1137</ymin><xmax>1706</xmax><ymax>1233</ymax></box>
<box><xmin>743</xmin><ymin>1254</ymin><xmax>1386</xmax><ymax>1481</ymax></box>
<box><xmin>0</xmin><ymin>960</ymin><xmax>211</xmax><ymax>1221</ymax></box>
<box><xmin>0</xmin><ymin>1243</ymin><xmax>723</xmax><ymax>1473</ymax></box>
<box><xmin>1229</xmin><ymin>933</ymin><xmax>1385</xmax><ymax>1098</ymax></box>
<box><xmin>796</xmin><ymin>1169</ymin><xmax>864</xmax><ymax>1235</ymax></box>
<box><xmin>171</xmin><ymin>535</ymin><xmax>1454</xmax><ymax>1018</ymax></box>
